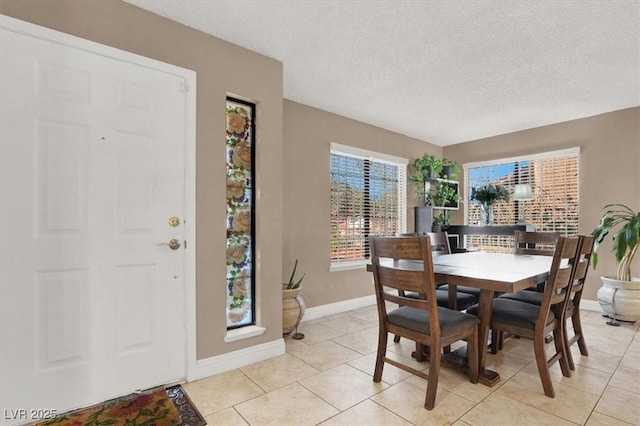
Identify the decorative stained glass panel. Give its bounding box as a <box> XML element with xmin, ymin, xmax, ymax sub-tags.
<box><xmin>226</xmin><ymin>98</ymin><xmax>255</xmax><ymax>328</ymax></box>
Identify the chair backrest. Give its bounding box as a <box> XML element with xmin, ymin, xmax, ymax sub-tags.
<box><xmin>515</xmin><ymin>231</ymin><xmax>560</xmax><ymax>256</ymax></box>
<box><xmin>369</xmin><ymin>235</ymin><xmax>441</xmax><ymax>338</ymax></box>
<box><xmin>570</xmin><ymin>235</ymin><xmax>595</xmax><ymax>296</ymax></box>
<box><xmin>426</xmin><ymin>231</ymin><xmax>451</xmax><ymax>256</ymax></box>
<box><xmin>537</xmin><ymin>236</ymin><xmax>580</xmax><ymax>325</ymax></box>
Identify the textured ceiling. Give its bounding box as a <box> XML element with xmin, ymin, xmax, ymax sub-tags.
<box><xmin>125</xmin><ymin>0</ymin><xmax>640</xmax><ymax>146</ymax></box>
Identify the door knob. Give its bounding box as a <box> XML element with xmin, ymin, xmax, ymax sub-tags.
<box><xmin>158</xmin><ymin>239</ymin><xmax>181</xmax><ymax>250</ymax></box>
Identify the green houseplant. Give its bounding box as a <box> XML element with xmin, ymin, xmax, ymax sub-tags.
<box><xmin>470</xmin><ymin>184</ymin><xmax>509</xmax><ymax>225</ymax></box>
<box><xmin>441</xmin><ymin>158</ymin><xmax>460</xmax><ymax>180</ymax></box>
<box><xmin>592</xmin><ymin>204</ymin><xmax>640</xmax><ymax>322</ymax></box>
<box><xmin>283</xmin><ymin>259</ymin><xmax>306</xmax><ymax>336</ymax></box>
<box><xmin>409</xmin><ymin>154</ymin><xmax>443</xmax><ymax>203</ymax></box>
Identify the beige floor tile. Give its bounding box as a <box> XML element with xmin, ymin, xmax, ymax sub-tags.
<box><xmin>570</xmin><ymin>345</ymin><xmax>623</xmax><ymax>374</ymax></box>
<box><xmin>371</xmin><ymin>376</ymin><xmax>475</xmax><ymax>425</ymax></box>
<box><xmin>461</xmin><ymin>392</ymin><xmax>575</xmax><ymax>426</ymax></box>
<box><xmin>609</xmin><ymin>365</ymin><xmax>640</xmax><ymax>394</ymax></box>
<box><xmin>620</xmin><ymin>345</ymin><xmax>640</xmax><ymax>371</ymax></box>
<box><xmin>234</xmin><ymin>382</ymin><xmax>339</xmax><ymax>426</ymax></box>
<box><xmin>284</xmin><ymin>334</ymin><xmax>311</xmax><ymax>352</ymax></box>
<box><xmin>291</xmin><ymin>340</ymin><xmax>362</xmax><ymax>371</ymax></box>
<box><xmin>321</xmin><ymin>315</ymin><xmax>378</xmax><ymax>333</ymax></box>
<box><xmin>595</xmin><ymin>385</ymin><xmax>640</xmax><ymax>425</ymax></box>
<box><xmin>304</xmin><ymin>312</ymin><xmax>350</xmax><ymax>325</ymax></box>
<box><xmin>204</xmin><ymin>407</ymin><xmax>249</xmax><ymax>425</ymax></box>
<box><xmin>451</xmin><ymin>421</ymin><xmax>473</xmax><ymax>426</ymax></box>
<box><xmin>521</xmin><ymin>360</ymin><xmax>612</xmax><ymax>396</ymax></box>
<box><xmin>483</xmin><ymin>350</ymin><xmax>532</xmax><ymax>380</ymax></box>
<box><xmin>435</xmin><ymin>364</ymin><xmax>500</xmax><ymax>403</ymax></box>
<box><xmin>386</xmin><ymin>336</ymin><xmax>421</xmax><ymax>359</ymax></box>
<box><xmin>583</xmin><ymin>333</ymin><xmax>633</xmax><ymax>357</ymax></box>
<box><xmin>496</xmin><ymin>371</ymin><xmax>599</xmax><ymax>424</ymax></box>
<box><xmin>319</xmin><ymin>399</ymin><xmax>413</xmax><ymax>425</ymax></box>
<box><xmin>299</xmin><ymin>364</ymin><xmax>389</xmax><ymax>410</ymax></box>
<box><xmin>240</xmin><ymin>353</ymin><xmax>320</xmax><ymax>392</ymax></box>
<box><xmin>586</xmin><ymin>411</ymin><xmax>636</xmax><ymax>426</ymax></box>
<box><xmin>182</xmin><ymin>369</ymin><xmax>264</xmax><ymax>417</ymax></box>
<box><xmin>348</xmin><ymin>351</ymin><xmax>427</xmax><ymax>385</ymax></box>
<box><xmin>349</xmin><ymin>308</ymin><xmax>380</xmax><ymax>324</ymax></box>
<box><xmin>331</xmin><ymin>328</ymin><xmax>379</xmax><ymax>355</ymax></box>
<box><xmin>295</xmin><ymin>322</ymin><xmax>345</xmax><ymax>345</ymax></box>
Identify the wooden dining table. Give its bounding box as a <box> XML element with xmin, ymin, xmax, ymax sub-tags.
<box><xmin>369</xmin><ymin>251</ymin><xmax>552</xmax><ymax>386</ymax></box>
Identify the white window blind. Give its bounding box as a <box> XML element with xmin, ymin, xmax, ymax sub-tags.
<box><xmin>464</xmin><ymin>148</ymin><xmax>580</xmax><ymax>252</ymax></box>
<box><xmin>330</xmin><ymin>144</ymin><xmax>407</xmax><ymax>268</ymax></box>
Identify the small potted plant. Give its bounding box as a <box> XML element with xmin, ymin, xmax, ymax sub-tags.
<box><xmin>592</xmin><ymin>203</ymin><xmax>640</xmax><ymax>323</ymax></box>
<box><xmin>470</xmin><ymin>184</ymin><xmax>509</xmax><ymax>225</ymax></box>
<box><xmin>441</xmin><ymin>159</ymin><xmax>460</xmax><ymax>181</ymax></box>
<box><xmin>282</xmin><ymin>259</ymin><xmax>306</xmax><ymax>337</ymax></box>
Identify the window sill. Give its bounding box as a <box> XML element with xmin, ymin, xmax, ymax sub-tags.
<box><xmin>330</xmin><ymin>260</ymin><xmax>369</xmax><ymax>272</ymax></box>
<box><xmin>224</xmin><ymin>325</ymin><xmax>266</xmax><ymax>343</ymax></box>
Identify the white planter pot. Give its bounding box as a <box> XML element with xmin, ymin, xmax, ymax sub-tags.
<box><xmin>597</xmin><ymin>276</ymin><xmax>640</xmax><ymax>323</ymax></box>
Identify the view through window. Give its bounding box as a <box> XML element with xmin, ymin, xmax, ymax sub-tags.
<box><xmin>464</xmin><ymin>148</ymin><xmax>580</xmax><ymax>252</ymax></box>
<box><xmin>330</xmin><ymin>144</ymin><xmax>407</xmax><ymax>268</ymax></box>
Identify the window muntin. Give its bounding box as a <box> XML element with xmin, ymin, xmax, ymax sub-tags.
<box><xmin>330</xmin><ymin>144</ymin><xmax>407</xmax><ymax>268</ymax></box>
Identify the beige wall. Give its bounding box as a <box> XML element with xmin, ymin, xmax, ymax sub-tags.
<box><xmin>283</xmin><ymin>100</ymin><xmax>441</xmax><ymax>308</ymax></box>
<box><xmin>0</xmin><ymin>0</ymin><xmax>284</xmax><ymax>360</ymax></box>
<box><xmin>443</xmin><ymin>107</ymin><xmax>640</xmax><ymax>301</ymax></box>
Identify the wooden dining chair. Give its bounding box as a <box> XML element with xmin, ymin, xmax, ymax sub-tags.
<box><xmin>369</xmin><ymin>235</ymin><xmax>479</xmax><ymax>410</ymax></box>
<box><xmin>392</xmin><ymin>232</ymin><xmax>477</xmax><ymax>344</ymax></box>
<box><xmin>564</xmin><ymin>235</ymin><xmax>594</xmax><ymax>370</ymax></box>
<box><xmin>467</xmin><ymin>236</ymin><xmax>580</xmax><ymax>397</ymax></box>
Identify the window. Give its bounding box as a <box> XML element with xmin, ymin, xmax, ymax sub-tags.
<box><xmin>464</xmin><ymin>148</ymin><xmax>579</xmax><ymax>252</ymax></box>
<box><xmin>330</xmin><ymin>143</ymin><xmax>407</xmax><ymax>269</ymax></box>
<box><xmin>226</xmin><ymin>98</ymin><xmax>255</xmax><ymax>329</ymax></box>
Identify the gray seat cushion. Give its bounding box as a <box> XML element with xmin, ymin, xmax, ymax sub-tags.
<box><xmin>466</xmin><ymin>298</ymin><xmax>555</xmax><ymax>330</ymax></box>
<box><xmin>499</xmin><ymin>290</ymin><xmax>543</xmax><ymax>306</ymax></box>
<box><xmin>403</xmin><ymin>290</ymin><xmax>478</xmax><ymax>311</ymax></box>
<box><xmin>387</xmin><ymin>306</ymin><xmax>479</xmax><ymax>337</ymax></box>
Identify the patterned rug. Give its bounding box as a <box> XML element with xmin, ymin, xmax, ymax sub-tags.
<box><xmin>35</xmin><ymin>385</ymin><xmax>206</xmax><ymax>426</ymax></box>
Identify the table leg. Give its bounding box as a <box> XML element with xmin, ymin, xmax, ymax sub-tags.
<box><xmin>477</xmin><ymin>289</ymin><xmax>500</xmax><ymax>386</ymax></box>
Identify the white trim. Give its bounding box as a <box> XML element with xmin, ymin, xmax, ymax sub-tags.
<box><xmin>330</xmin><ymin>260</ymin><xmax>370</xmax><ymax>272</ymax></box>
<box><xmin>301</xmin><ymin>295</ymin><xmax>376</xmax><ymax>322</ymax></box>
<box><xmin>330</xmin><ymin>142</ymin><xmax>409</xmax><ymax>165</ymax></box>
<box><xmin>224</xmin><ymin>325</ymin><xmax>266</xmax><ymax>343</ymax></box>
<box><xmin>194</xmin><ymin>339</ymin><xmax>285</xmax><ymax>380</ymax></box>
<box><xmin>0</xmin><ymin>14</ymin><xmax>198</xmax><ymax>386</ymax></box>
<box><xmin>463</xmin><ymin>147</ymin><xmax>580</xmax><ymax>170</ymax></box>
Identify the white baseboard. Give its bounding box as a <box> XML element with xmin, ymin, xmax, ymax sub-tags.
<box><xmin>302</xmin><ymin>294</ymin><xmax>377</xmax><ymax>322</ymax></box>
<box><xmin>195</xmin><ymin>338</ymin><xmax>285</xmax><ymax>380</ymax></box>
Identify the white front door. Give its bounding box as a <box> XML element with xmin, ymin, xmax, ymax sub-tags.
<box><xmin>0</xmin><ymin>18</ymin><xmax>192</xmax><ymax>423</ymax></box>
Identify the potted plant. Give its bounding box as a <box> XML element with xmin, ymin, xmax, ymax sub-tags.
<box><xmin>409</xmin><ymin>154</ymin><xmax>443</xmax><ymax>203</ymax></box>
<box><xmin>592</xmin><ymin>203</ymin><xmax>640</xmax><ymax>323</ymax></box>
<box><xmin>283</xmin><ymin>259</ymin><xmax>306</xmax><ymax>338</ymax></box>
<box><xmin>470</xmin><ymin>184</ymin><xmax>509</xmax><ymax>225</ymax></box>
<box><xmin>441</xmin><ymin>158</ymin><xmax>460</xmax><ymax>181</ymax></box>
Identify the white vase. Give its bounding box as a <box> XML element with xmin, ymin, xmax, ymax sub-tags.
<box><xmin>481</xmin><ymin>203</ymin><xmax>494</xmax><ymax>225</ymax></box>
<box><xmin>597</xmin><ymin>276</ymin><xmax>640</xmax><ymax>323</ymax></box>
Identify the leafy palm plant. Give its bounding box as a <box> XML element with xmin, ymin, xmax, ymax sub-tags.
<box><xmin>592</xmin><ymin>204</ymin><xmax>640</xmax><ymax>281</ymax></box>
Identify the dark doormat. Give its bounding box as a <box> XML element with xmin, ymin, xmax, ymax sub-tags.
<box><xmin>166</xmin><ymin>384</ymin><xmax>207</xmax><ymax>426</ymax></box>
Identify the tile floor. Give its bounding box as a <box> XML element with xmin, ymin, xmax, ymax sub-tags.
<box><xmin>184</xmin><ymin>306</ymin><xmax>640</xmax><ymax>425</ymax></box>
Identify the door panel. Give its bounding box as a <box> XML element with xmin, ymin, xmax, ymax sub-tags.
<box><xmin>1</xmin><ymin>24</ymin><xmax>187</xmax><ymax>424</ymax></box>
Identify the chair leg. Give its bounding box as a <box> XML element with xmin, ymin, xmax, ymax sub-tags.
<box><xmin>424</xmin><ymin>344</ymin><xmax>441</xmax><ymax>410</ymax></box>
<box><xmin>554</xmin><ymin>328</ymin><xmax>571</xmax><ymax>378</ymax></box>
<box><xmin>572</xmin><ymin>310</ymin><xmax>589</xmax><ymax>356</ymax></box>
<box><xmin>467</xmin><ymin>328</ymin><xmax>479</xmax><ymax>384</ymax></box>
<box><xmin>562</xmin><ymin>319</ymin><xmax>576</xmax><ymax>371</ymax></box>
<box><xmin>490</xmin><ymin>329</ymin><xmax>499</xmax><ymax>354</ymax></box>
<box><xmin>533</xmin><ymin>334</ymin><xmax>555</xmax><ymax>398</ymax></box>
<box><xmin>373</xmin><ymin>329</ymin><xmax>388</xmax><ymax>383</ymax></box>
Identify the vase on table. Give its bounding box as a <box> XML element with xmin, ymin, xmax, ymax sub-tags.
<box><xmin>481</xmin><ymin>203</ymin><xmax>494</xmax><ymax>225</ymax></box>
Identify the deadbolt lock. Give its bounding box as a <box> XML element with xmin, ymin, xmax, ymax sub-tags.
<box><xmin>169</xmin><ymin>217</ymin><xmax>180</xmax><ymax>227</ymax></box>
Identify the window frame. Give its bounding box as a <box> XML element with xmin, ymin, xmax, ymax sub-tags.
<box><xmin>329</xmin><ymin>143</ymin><xmax>408</xmax><ymax>271</ymax></box>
